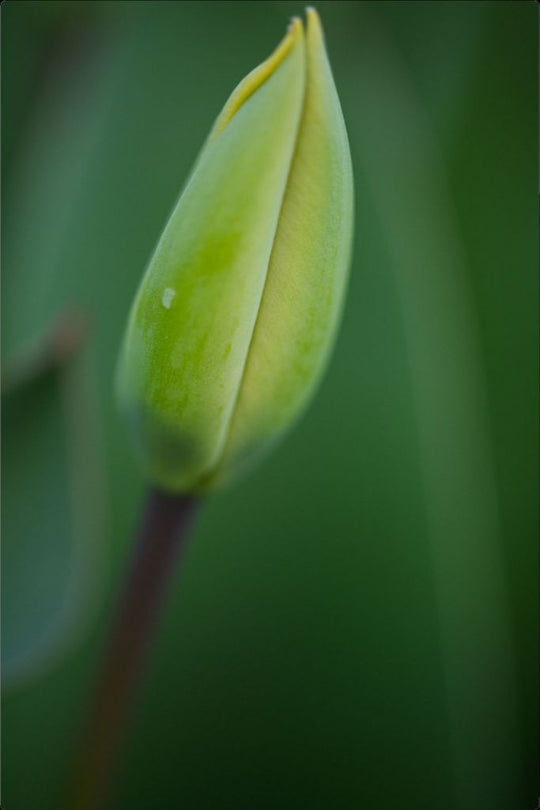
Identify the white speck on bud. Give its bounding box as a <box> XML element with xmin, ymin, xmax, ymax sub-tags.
<box><xmin>161</xmin><ymin>288</ymin><xmax>176</xmax><ymax>309</ymax></box>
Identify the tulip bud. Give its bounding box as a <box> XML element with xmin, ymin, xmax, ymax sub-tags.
<box><xmin>116</xmin><ymin>8</ymin><xmax>353</xmax><ymax>493</ymax></box>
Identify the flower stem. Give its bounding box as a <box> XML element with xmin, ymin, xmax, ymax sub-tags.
<box><xmin>68</xmin><ymin>488</ymin><xmax>199</xmax><ymax>809</ymax></box>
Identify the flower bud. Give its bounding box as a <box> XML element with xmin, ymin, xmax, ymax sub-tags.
<box><xmin>116</xmin><ymin>8</ymin><xmax>353</xmax><ymax>492</ymax></box>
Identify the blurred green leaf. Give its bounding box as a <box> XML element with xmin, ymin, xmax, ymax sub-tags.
<box><xmin>2</xmin><ymin>323</ymin><xmax>107</xmax><ymax>688</ymax></box>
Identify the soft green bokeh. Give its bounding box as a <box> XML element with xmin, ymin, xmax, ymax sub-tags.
<box><xmin>2</xmin><ymin>3</ymin><xmax>537</xmax><ymax>810</ymax></box>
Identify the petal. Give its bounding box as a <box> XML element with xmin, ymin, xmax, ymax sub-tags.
<box><xmin>209</xmin><ymin>7</ymin><xmax>354</xmax><ymax>487</ymax></box>
<box><xmin>117</xmin><ymin>20</ymin><xmax>305</xmax><ymax>491</ymax></box>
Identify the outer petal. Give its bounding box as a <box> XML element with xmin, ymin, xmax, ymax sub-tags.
<box><xmin>209</xmin><ymin>8</ymin><xmax>354</xmax><ymax>487</ymax></box>
<box><xmin>116</xmin><ymin>21</ymin><xmax>305</xmax><ymax>492</ymax></box>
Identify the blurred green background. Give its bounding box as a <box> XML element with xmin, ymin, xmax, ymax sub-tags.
<box><xmin>2</xmin><ymin>2</ymin><xmax>538</xmax><ymax>808</ymax></box>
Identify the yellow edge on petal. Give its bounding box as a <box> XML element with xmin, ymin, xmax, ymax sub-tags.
<box><xmin>209</xmin><ymin>16</ymin><xmax>303</xmax><ymax>142</ymax></box>
<box><xmin>305</xmin><ymin>7</ymin><xmax>323</xmax><ymax>50</ymax></box>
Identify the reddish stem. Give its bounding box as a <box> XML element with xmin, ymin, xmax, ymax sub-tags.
<box><xmin>68</xmin><ymin>489</ymin><xmax>198</xmax><ymax>809</ymax></box>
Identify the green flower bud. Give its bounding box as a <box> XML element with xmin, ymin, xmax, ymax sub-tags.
<box><xmin>116</xmin><ymin>8</ymin><xmax>353</xmax><ymax>493</ymax></box>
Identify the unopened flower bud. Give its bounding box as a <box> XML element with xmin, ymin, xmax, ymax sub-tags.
<box><xmin>116</xmin><ymin>8</ymin><xmax>353</xmax><ymax>492</ymax></box>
